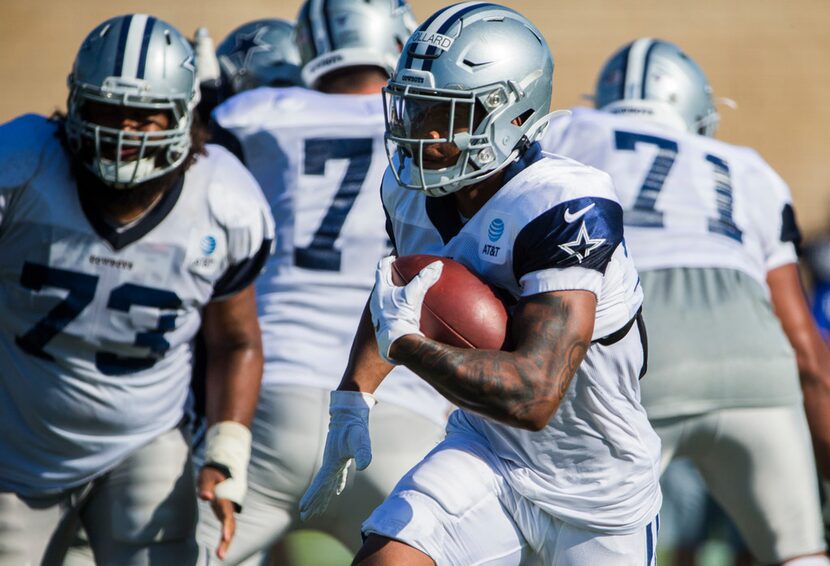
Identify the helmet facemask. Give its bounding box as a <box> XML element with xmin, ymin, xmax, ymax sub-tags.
<box><xmin>384</xmin><ymin>80</ymin><xmax>537</xmax><ymax>197</ymax></box>
<box><xmin>64</xmin><ymin>15</ymin><xmax>201</xmax><ymax>189</ymax></box>
<box><xmin>65</xmin><ymin>79</ymin><xmax>196</xmax><ymax>189</ymax></box>
<box><xmin>382</xmin><ymin>3</ymin><xmax>553</xmax><ymax>198</ymax></box>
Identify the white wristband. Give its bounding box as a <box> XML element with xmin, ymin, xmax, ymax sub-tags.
<box><xmin>203</xmin><ymin>421</ymin><xmax>252</xmax><ymax>509</ymax></box>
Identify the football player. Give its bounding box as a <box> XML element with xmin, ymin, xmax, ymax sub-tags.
<box><xmin>195</xmin><ymin>19</ymin><xmax>303</xmax><ymax>125</ymax></box>
<box><xmin>0</xmin><ymin>15</ymin><xmax>274</xmax><ymax>565</ymax></box>
<box><xmin>216</xmin><ymin>19</ymin><xmax>302</xmax><ymax>98</ymax></box>
<box><xmin>543</xmin><ymin>38</ymin><xmax>830</xmax><ymax>566</ymax></box>
<box><xmin>197</xmin><ymin>1</ymin><xmax>451</xmax><ymax>563</ymax></box>
<box><xmin>300</xmin><ymin>3</ymin><xmax>662</xmax><ymax>564</ymax></box>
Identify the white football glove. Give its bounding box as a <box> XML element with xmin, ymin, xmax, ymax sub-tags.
<box><xmin>370</xmin><ymin>256</ymin><xmax>443</xmax><ymax>363</ymax></box>
<box><xmin>203</xmin><ymin>421</ymin><xmax>252</xmax><ymax>509</ymax></box>
<box><xmin>299</xmin><ymin>390</ymin><xmax>377</xmax><ymax>521</ymax></box>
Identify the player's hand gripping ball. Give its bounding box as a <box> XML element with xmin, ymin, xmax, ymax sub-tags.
<box><xmin>379</xmin><ymin>254</ymin><xmax>509</xmax><ymax>359</ymax></box>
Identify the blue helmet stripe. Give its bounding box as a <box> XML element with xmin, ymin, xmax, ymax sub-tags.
<box><xmin>113</xmin><ymin>14</ymin><xmax>134</xmax><ymax>76</ymax></box>
<box><xmin>422</xmin><ymin>2</ymin><xmax>500</xmax><ymax>72</ymax></box>
<box><xmin>616</xmin><ymin>44</ymin><xmax>632</xmax><ymax>101</ymax></box>
<box><xmin>136</xmin><ymin>16</ymin><xmax>157</xmax><ymax>79</ymax></box>
<box><xmin>404</xmin><ymin>5</ymin><xmax>446</xmax><ymax>69</ymax></box>
<box><xmin>302</xmin><ymin>6</ymin><xmax>317</xmax><ymax>60</ymax></box>
<box><xmin>309</xmin><ymin>0</ymin><xmax>329</xmax><ymax>56</ymax></box>
<box><xmin>322</xmin><ymin>0</ymin><xmax>337</xmax><ymax>52</ymax></box>
<box><xmin>640</xmin><ymin>41</ymin><xmax>660</xmax><ymax>98</ymax></box>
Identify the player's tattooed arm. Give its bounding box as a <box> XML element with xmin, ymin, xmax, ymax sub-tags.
<box><xmin>391</xmin><ymin>290</ymin><xmax>596</xmax><ymax>431</ymax></box>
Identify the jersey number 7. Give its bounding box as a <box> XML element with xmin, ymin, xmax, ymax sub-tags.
<box><xmin>295</xmin><ymin>138</ymin><xmax>373</xmax><ymax>272</ymax></box>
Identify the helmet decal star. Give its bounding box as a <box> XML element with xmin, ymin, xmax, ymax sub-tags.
<box><xmin>230</xmin><ymin>26</ymin><xmax>274</xmax><ymax>69</ymax></box>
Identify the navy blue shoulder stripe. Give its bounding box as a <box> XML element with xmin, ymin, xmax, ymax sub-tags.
<box><xmin>513</xmin><ymin>197</ymin><xmax>624</xmax><ymax>281</ymax></box>
<box><xmin>136</xmin><ymin>16</ymin><xmax>156</xmax><ymax>79</ymax></box>
<box><xmin>212</xmin><ymin>238</ymin><xmax>273</xmax><ymax>299</ymax></box>
<box><xmin>113</xmin><ymin>15</ymin><xmax>133</xmax><ymax>76</ymax></box>
<box><xmin>780</xmin><ymin>203</ymin><xmax>802</xmax><ymax>251</ymax></box>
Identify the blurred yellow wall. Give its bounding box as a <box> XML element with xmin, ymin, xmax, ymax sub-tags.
<box><xmin>2</xmin><ymin>0</ymin><xmax>829</xmax><ymax>235</ymax></box>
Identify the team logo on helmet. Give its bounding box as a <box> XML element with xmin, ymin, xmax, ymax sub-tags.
<box><xmin>227</xmin><ymin>27</ymin><xmax>274</xmax><ymax>70</ymax></box>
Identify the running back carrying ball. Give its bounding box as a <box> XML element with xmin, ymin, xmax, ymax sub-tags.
<box><xmin>391</xmin><ymin>254</ymin><xmax>509</xmax><ymax>350</ymax></box>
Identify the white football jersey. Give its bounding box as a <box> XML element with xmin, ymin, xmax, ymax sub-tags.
<box><xmin>382</xmin><ymin>151</ymin><xmax>661</xmax><ymax>533</ymax></box>
<box><xmin>213</xmin><ymin>87</ymin><xmax>450</xmax><ymax>425</ymax></box>
<box><xmin>542</xmin><ymin>108</ymin><xmax>799</xmax><ymax>288</ymax></box>
<box><xmin>0</xmin><ymin>114</ymin><xmax>274</xmax><ymax>496</ymax></box>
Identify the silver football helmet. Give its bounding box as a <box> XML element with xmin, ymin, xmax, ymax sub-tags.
<box><xmin>65</xmin><ymin>14</ymin><xmax>200</xmax><ymax>188</ymax></box>
<box><xmin>216</xmin><ymin>19</ymin><xmax>302</xmax><ymax>96</ymax></box>
<box><xmin>384</xmin><ymin>2</ymin><xmax>553</xmax><ymax>196</ymax></box>
<box><xmin>295</xmin><ymin>0</ymin><xmax>416</xmax><ymax>88</ymax></box>
<box><xmin>594</xmin><ymin>38</ymin><xmax>719</xmax><ymax>137</ymax></box>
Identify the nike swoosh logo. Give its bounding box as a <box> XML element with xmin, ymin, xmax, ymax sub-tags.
<box><xmin>563</xmin><ymin>203</ymin><xmax>596</xmax><ymax>223</ymax></box>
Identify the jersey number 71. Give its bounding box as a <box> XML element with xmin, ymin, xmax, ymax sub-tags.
<box><xmin>615</xmin><ymin>130</ymin><xmax>743</xmax><ymax>242</ymax></box>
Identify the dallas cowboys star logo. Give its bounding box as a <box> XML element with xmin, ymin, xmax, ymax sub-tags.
<box><xmin>177</xmin><ymin>36</ymin><xmax>196</xmax><ymax>73</ymax></box>
<box><xmin>229</xmin><ymin>26</ymin><xmax>273</xmax><ymax>69</ymax></box>
<box><xmin>558</xmin><ymin>221</ymin><xmax>606</xmax><ymax>264</ymax></box>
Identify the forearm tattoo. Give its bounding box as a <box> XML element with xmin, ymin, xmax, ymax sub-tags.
<box><xmin>393</xmin><ymin>293</ymin><xmax>591</xmax><ymax>429</ymax></box>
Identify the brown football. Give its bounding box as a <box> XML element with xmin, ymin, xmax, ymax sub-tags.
<box><xmin>391</xmin><ymin>254</ymin><xmax>509</xmax><ymax>350</ymax></box>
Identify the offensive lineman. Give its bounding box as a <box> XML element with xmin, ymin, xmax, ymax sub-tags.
<box><xmin>198</xmin><ymin>1</ymin><xmax>451</xmax><ymax>563</ymax></box>
<box><xmin>543</xmin><ymin>38</ymin><xmax>830</xmax><ymax>565</ymax></box>
<box><xmin>0</xmin><ymin>15</ymin><xmax>274</xmax><ymax>565</ymax></box>
<box><xmin>300</xmin><ymin>4</ymin><xmax>662</xmax><ymax>564</ymax></box>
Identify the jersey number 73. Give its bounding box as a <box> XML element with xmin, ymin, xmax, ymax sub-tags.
<box><xmin>16</xmin><ymin>262</ymin><xmax>181</xmax><ymax>376</ymax></box>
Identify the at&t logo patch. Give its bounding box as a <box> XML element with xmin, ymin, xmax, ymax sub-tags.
<box><xmin>201</xmin><ymin>235</ymin><xmax>217</xmax><ymax>256</ymax></box>
<box><xmin>479</xmin><ymin>213</ymin><xmax>511</xmax><ymax>265</ymax></box>
<box><xmin>488</xmin><ymin>218</ymin><xmax>505</xmax><ymax>242</ymax></box>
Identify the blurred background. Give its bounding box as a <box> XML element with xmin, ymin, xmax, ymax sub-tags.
<box><xmin>3</xmin><ymin>0</ymin><xmax>830</xmax><ymax>238</ymax></box>
<box><xmin>3</xmin><ymin>1</ymin><xmax>829</xmax><ymax>564</ymax></box>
